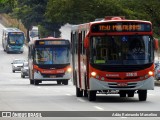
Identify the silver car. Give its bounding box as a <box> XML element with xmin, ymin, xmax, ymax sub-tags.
<box><xmin>155</xmin><ymin>65</ymin><xmax>160</xmax><ymax>81</ymax></box>
<box><xmin>21</xmin><ymin>62</ymin><xmax>29</xmax><ymax>78</ymax></box>
<box><xmin>11</xmin><ymin>59</ymin><xmax>25</xmax><ymax>73</ymax></box>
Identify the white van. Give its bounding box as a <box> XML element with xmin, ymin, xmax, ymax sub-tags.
<box><xmin>29</xmin><ymin>26</ymin><xmax>39</xmax><ymax>41</ymax></box>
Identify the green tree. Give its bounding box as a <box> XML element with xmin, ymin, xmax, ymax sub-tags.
<box><xmin>1</xmin><ymin>0</ymin><xmax>160</xmax><ymax>39</ymax></box>
<box><xmin>46</xmin><ymin>0</ymin><xmax>160</xmax><ymax>37</ymax></box>
<box><xmin>0</xmin><ymin>0</ymin><xmax>17</xmax><ymax>13</ymax></box>
<box><xmin>12</xmin><ymin>0</ymin><xmax>48</xmax><ymax>41</ymax></box>
<box><xmin>119</xmin><ymin>0</ymin><xmax>160</xmax><ymax>37</ymax></box>
<box><xmin>45</xmin><ymin>0</ymin><xmax>129</xmax><ymax>24</ymax></box>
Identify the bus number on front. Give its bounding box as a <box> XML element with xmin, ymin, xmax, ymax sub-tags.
<box><xmin>126</xmin><ymin>72</ymin><xmax>137</xmax><ymax>77</ymax></box>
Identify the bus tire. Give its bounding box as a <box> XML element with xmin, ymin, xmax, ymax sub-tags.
<box><xmin>84</xmin><ymin>73</ymin><xmax>88</xmax><ymax>97</ymax></box>
<box><xmin>57</xmin><ymin>81</ymin><xmax>61</xmax><ymax>85</ymax></box>
<box><xmin>30</xmin><ymin>80</ymin><xmax>34</xmax><ymax>84</ymax></box>
<box><xmin>76</xmin><ymin>87</ymin><xmax>83</xmax><ymax>97</ymax></box>
<box><xmin>138</xmin><ymin>90</ymin><xmax>147</xmax><ymax>101</ymax></box>
<box><xmin>88</xmin><ymin>91</ymin><xmax>96</xmax><ymax>101</ymax></box>
<box><xmin>21</xmin><ymin>74</ymin><xmax>25</xmax><ymax>78</ymax></box>
<box><xmin>34</xmin><ymin>80</ymin><xmax>39</xmax><ymax>85</ymax></box>
<box><xmin>62</xmin><ymin>80</ymin><xmax>68</xmax><ymax>85</ymax></box>
<box><xmin>84</xmin><ymin>90</ymin><xmax>88</xmax><ymax>97</ymax></box>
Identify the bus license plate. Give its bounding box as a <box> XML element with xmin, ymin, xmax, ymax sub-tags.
<box><xmin>50</xmin><ymin>75</ymin><xmax>56</xmax><ymax>78</ymax></box>
<box><xmin>117</xmin><ymin>83</ymin><xmax>128</xmax><ymax>87</ymax></box>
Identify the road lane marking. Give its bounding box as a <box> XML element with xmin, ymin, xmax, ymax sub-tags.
<box><xmin>66</xmin><ymin>94</ymin><xmax>72</xmax><ymax>96</ymax></box>
<box><xmin>94</xmin><ymin>106</ymin><xmax>104</xmax><ymax>111</ymax></box>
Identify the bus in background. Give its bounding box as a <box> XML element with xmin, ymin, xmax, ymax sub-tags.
<box><xmin>71</xmin><ymin>16</ymin><xmax>156</xmax><ymax>101</ymax></box>
<box><xmin>28</xmin><ymin>37</ymin><xmax>71</xmax><ymax>85</ymax></box>
<box><xmin>2</xmin><ymin>28</ymin><xmax>25</xmax><ymax>53</ymax></box>
<box><xmin>29</xmin><ymin>26</ymin><xmax>39</xmax><ymax>41</ymax></box>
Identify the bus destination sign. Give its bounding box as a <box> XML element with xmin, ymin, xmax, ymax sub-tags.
<box><xmin>36</xmin><ymin>40</ymin><xmax>69</xmax><ymax>45</ymax></box>
<box><xmin>9</xmin><ymin>32</ymin><xmax>24</xmax><ymax>35</ymax></box>
<box><xmin>91</xmin><ymin>22</ymin><xmax>151</xmax><ymax>32</ymax></box>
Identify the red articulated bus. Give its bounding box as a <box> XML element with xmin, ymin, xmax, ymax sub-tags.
<box><xmin>71</xmin><ymin>16</ymin><xmax>156</xmax><ymax>101</ymax></box>
<box><xmin>28</xmin><ymin>37</ymin><xmax>71</xmax><ymax>85</ymax></box>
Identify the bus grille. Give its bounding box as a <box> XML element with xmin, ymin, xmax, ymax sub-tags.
<box><xmin>106</xmin><ymin>76</ymin><xmax>139</xmax><ymax>80</ymax></box>
<box><xmin>108</xmin><ymin>83</ymin><xmax>137</xmax><ymax>88</ymax></box>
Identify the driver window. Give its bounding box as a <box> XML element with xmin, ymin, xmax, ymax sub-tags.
<box><xmin>129</xmin><ymin>38</ymin><xmax>145</xmax><ymax>54</ymax></box>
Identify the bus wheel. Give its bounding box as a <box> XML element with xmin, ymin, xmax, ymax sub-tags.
<box><xmin>88</xmin><ymin>91</ymin><xmax>96</xmax><ymax>101</ymax></box>
<box><xmin>138</xmin><ymin>90</ymin><xmax>147</xmax><ymax>101</ymax></box>
<box><xmin>57</xmin><ymin>81</ymin><xmax>61</xmax><ymax>85</ymax></box>
<box><xmin>76</xmin><ymin>87</ymin><xmax>83</xmax><ymax>97</ymax></box>
<box><xmin>21</xmin><ymin>74</ymin><xmax>25</xmax><ymax>78</ymax></box>
<box><xmin>34</xmin><ymin>80</ymin><xmax>39</xmax><ymax>85</ymax></box>
<box><xmin>62</xmin><ymin>80</ymin><xmax>68</xmax><ymax>85</ymax></box>
<box><xmin>84</xmin><ymin>90</ymin><xmax>88</xmax><ymax>97</ymax></box>
<box><xmin>6</xmin><ymin>50</ymin><xmax>9</xmax><ymax>54</ymax></box>
<box><xmin>30</xmin><ymin>80</ymin><xmax>34</xmax><ymax>84</ymax></box>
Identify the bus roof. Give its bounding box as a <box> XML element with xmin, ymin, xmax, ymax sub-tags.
<box><xmin>3</xmin><ymin>27</ymin><xmax>23</xmax><ymax>33</ymax></box>
<box><xmin>71</xmin><ymin>16</ymin><xmax>152</xmax><ymax>32</ymax></box>
<box><xmin>40</xmin><ymin>36</ymin><xmax>65</xmax><ymax>40</ymax></box>
<box><xmin>32</xmin><ymin>26</ymin><xmax>38</xmax><ymax>30</ymax></box>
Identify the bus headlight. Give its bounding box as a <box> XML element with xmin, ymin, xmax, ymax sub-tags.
<box><xmin>148</xmin><ymin>71</ymin><xmax>153</xmax><ymax>76</ymax></box>
<box><xmin>67</xmin><ymin>67</ymin><xmax>72</xmax><ymax>72</ymax></box>
<box><xmin>7</xmin><ymin>45</ymin><xmax>11</xmax><ymax>48</ymax></box>
<box><xmin>91</xmin><ymin>72</ymin><xmax>96</xmax><ymax>77</ymax></box>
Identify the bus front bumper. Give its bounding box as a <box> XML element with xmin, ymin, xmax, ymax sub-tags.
<box><xmin>8</xmin><ymin>46</ymin><xmax>24</xmax><ymax>52</ymax></box>
<box><xmin>89</xmin><ymin>77</ymin><xmax>154</xmax><ymax>90</ymax></box>
<box><xmin>33</xmin><ymin>72</ymin><xmax>71</xmax><ymax>81</ymax></box>
<box><xmin>33</xmin><ymin>78</ymin><xmax>71</xmax><ymax>81</ymax></box>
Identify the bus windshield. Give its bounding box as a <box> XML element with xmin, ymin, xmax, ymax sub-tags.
<box><xmin>30</xmin><ymin>30</ymin><xmax>38</xmax><ymax>38</ymax></box>
<box><xmin>34</xmin><ymin>46</ymin><xmax>70</xmax><ymax>65</ymax></box>
<box><xmin>8</xmin><ymin>34</ymin><xmax>25</xmax><ymax>45</ymax></box>
<box><xmin>90</xmin><ymin>35</ymin><xmax>154</xmax><ymax>65</ymax></box>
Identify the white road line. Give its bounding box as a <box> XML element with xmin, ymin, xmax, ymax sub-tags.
<box><xmin>94</xmin><ymin>106</ymin><xmax>104</xmax><ymax>111</ymax></box>
<box><xmin>66</xmin><ymin>94</ymin><xmax>72</xmax><ymax>96</ymax></box>
<box><xmin>77</xmin><ymin>98</ymin><xmax>86</xmax><ymax>102</ymax></box>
